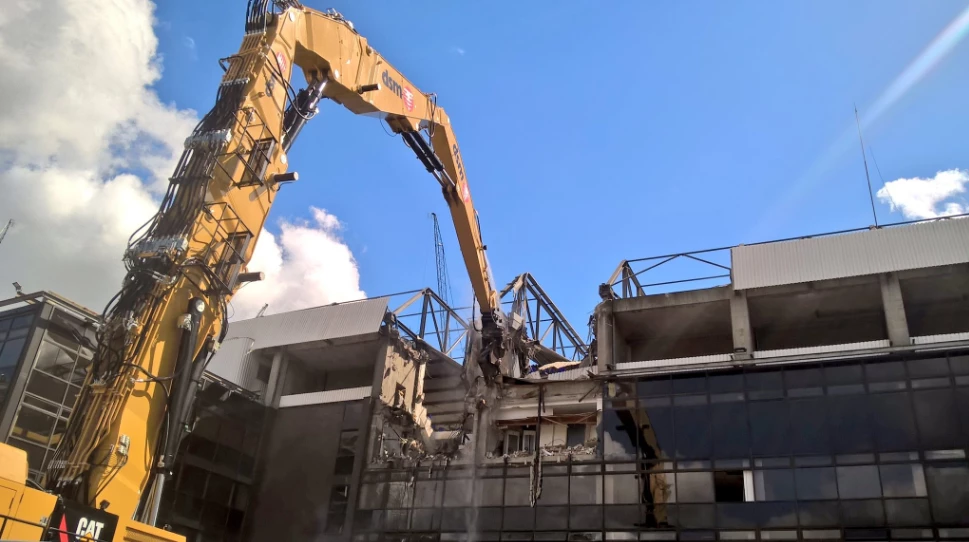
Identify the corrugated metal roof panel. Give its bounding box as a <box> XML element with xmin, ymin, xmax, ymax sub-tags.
<box><xmin>617</xmin><ymin>353</ymin><xmax>733</xmax><ymax>371</ymax></box>
<box><xmin>206</xmin><ymin>297</ymin><xmax>389</xmax><ymax>390</ymax></box>
<box><xmin>278</xmin><ymin>386</ymin><xmax>373</xmax><ymax>407</ymax></box>
<box><xmin>732</xmin><ymin>218</ymin><xmax>969</xmax><ymax>289</ymax></box>
<box><xmin>911</xmin><ymin>332</ymin><xmax>969</xmax><ymax>345</ymax></box>
<box><xmin>752</xmin><ymin>340</ymin><xmax>890</xmax><ymax>359</ymax></box>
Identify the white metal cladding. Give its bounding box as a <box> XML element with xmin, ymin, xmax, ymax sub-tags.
<box><xmin>279</xmin><ymin>386</ymin><xmax>373</xmax><ymax>407</ymax></box>
<box><xmin>204</xmin><ymin>297</ymin><xmax>388</xmax><ymax>390</ymax></box>
<box><xmin>227</xmin><ymin>297</ymin><xmax>388</xmax><ymax>349</ymax></box>
<box><xmin>206</xmin><ymin>336</ymin><xmax>256</xmax><ymax>388</ymax></box>
<box><xmin>617</xmin><ymin>353</ymin><xmax>733</xmax><ymax>371</ymax></box>
<box><xmin>732</xmin><ymin>218</ymin><xmax>969</xmax><ymax>290</ymax></box>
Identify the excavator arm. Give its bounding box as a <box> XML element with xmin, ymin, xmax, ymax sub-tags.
<box><xmin>15</xmin><ymin>3</ymin><xmax>505</xmax><ymax>538</ymax></box>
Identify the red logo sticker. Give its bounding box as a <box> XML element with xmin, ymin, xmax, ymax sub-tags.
<box><xmin>275</xmin><ymin>51</ymin><xmax>288</xmax><ymax>74</ymax></box>
<box><xmin>460</xmin><ymin>182</ymin><xmax>471</xmax><ymax>203</ymax></box>
<box><xmin>402</xmin><ymin>86</ymin><xmax>414</xmax><ymax>112</ymax></box>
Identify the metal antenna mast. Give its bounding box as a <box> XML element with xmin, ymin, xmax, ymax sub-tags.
<box><xmin>431</xmin><ymin>213</ymin><xmax>453</xmax><ymax>305</ymax></box>
<box><xmin>0</xmin><ymin>219</ymin><xmax>13</xmax><ymax>246</ymax></box>
<box><xmin>854</xmin><ymin>106</ymin><xmax>879</xmax><ymax>227</ymax></box>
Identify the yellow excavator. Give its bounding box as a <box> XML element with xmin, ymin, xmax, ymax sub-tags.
<box><xmin>0</xmin><ymin>2</ymin><xmax>506</xmax><ymax>540</ymax></box>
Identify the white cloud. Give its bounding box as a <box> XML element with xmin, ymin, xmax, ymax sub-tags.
<box><xmin>877</xmin><ymin>169</ymin><xmax>968</xmax><ymax>219</ymax></box>
<box><xmin>451</xmin><ymin>46</ymin><xmax>466</xmax><ymax>56</ymax></box>
<box><xmin>230</xmin><ymin>208</ymin><xmax>366</xmax><ymax>320</ymax></box>
<box><xmin>0</xmin><ymin>0</ymin><xmax>365</xmax><ymax>320</ymax></box>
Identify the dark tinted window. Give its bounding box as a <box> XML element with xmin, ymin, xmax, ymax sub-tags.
<box><xmin>710</xmin><ymin>402</ymin><xmax>748</xmax><ymax>458</ymax></box>
<box><xmin>795</xmin><ymin>468</ymin><xmax>838</xmax><ymax>500</ymax></box>
<box><xmin>925</xmin><ymin>462</ymin><xmax>969</xmax><ymax>523</ymax></box>
<box><xmin>602</xmin><ymin>408</ymin><xmax>637</xmax><ymax>460</ymax></box>
<box><xmin>754</xmin><ymin>469</ymin><xmax>796</xmax><ymax>501</ymax></box>
<box><xmin>789</xmin><ymin>398</ymin><xmax>829</xmax><ymax>454</ymax></box>
<box><xmin>884</xmin><ymin>498</ymin><xmax>931</xmax><ymax>526</ymax></box>
<box><xmin>749</xmin><ymin>401</ymin><xmax>789</xmax><ymax>456</ymax></box>
<box><xmin>840</xmin><ymin>500</ymin><xmax>885</xmax><ymax>527</ymax></box>
<box><xmin>674</xmin><ymin>403</ymin><xmax>711</xmax><ymax>459</ymax></box>
<box><xmin>639</xmin><ymin>376</ymin><xmax>671</xmax><ymax>396</ymax></box>
<box><xmin>709</xmin><ymin>372</ymin><xmax>744</xmax><ymax>393</ymax></box>
<box><xmin>673</xmin><ymin>375</ymin><xmax>706</xmax><ymax>394</ymax></box>
<box><xmin>907</xmin><ymin>357</ymin><xmax>949</xmax><ymax>378</ymax></box>
<box><xmin>641</xmin><ymin>402</ymin><xmax>675</xmax><ymax>460</ymax></box>
<box><xmin>869</xmin><ymin>393</ymin><xmax>918</xmax><ymax>451</ymax></box>
<box><xmin>827</xmin><ymin>395</ymin><xmax>872</xmax><ymax>453</ymax></box>
<box><xmin>912</xmin><ymin>389</ymin><xmax>961</xmax><ymax>448</ymax></box>
<box><xmin>784</xmin><ymin>366</ymin><xmax>823</xmax><ymax>397</ymax></box>
<box><xmin>836</xmin><ymin>466</ymin><xmax>881</xmax><ymax>499</ymax></box>
<box><xmin>746</xmin><ymin>371</ymin><xmax>783</xmax><ymax>400</ymax></box>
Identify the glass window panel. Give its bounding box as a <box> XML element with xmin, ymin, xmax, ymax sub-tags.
<box><xmin>784</xmin><ymin>366</ymin><xmax>823</xmax><ymax>397</ymax></box>
<box><xmin>869</xmin><ymin>393</ymin><xmax>918</xmax><ymax>451</ymax></box>
<box><xmin>672</xmin><ymin>504</ymin><xmax>715</xmax><ymax>528</ymax></box>
<box><xmin>603</xmin><ymin>408</ymin><xmax>637</xmax><ymax>460</ymax></box>
<box><xmin>753</xmin><ymin>470</ymin><xmax>795</xmax><ymax>501</ymax></box>
<box><xmin>603</xmin><ymin>505</ymin><xmax>639</xmax><ymax>530</ymax></box>
<box><xmin>798</xmin><ymin>501</ymin><xmax>839</xmax><ymax>526</ymax></box>
<box><xmin>0</xmin><ymin>337</ymin><xmax>27</xmax><ymax>367</ymax></box>
<box><xmin>950</xmin><ymin>355</ymin><xmax>969</xmax><ymax>375</ymax></box>
<box><xmin>442</xmin><ymin>508</ymin><xmax>472</xmax><ymax>531</ymax></box>
<box><xmin>866</xmin><ymin>361</ymin><xmax>906</xmax><ymax>382</ymax></box>
<box><xmin>911</xmin><ymin>377</ymin><xmax>950</xmax><ymax>389</ymax></box>
<box><xmin>674</xmin><ymin>404</ymin><xmax>711</xmax><ymax>459</ymax></box>
<box><xmin>12</xmin><ymin>406</ymin><xmax>57</xmax><ymax>447</ymax></box>
<box><xmin>925</xmin><ymin>462</ymin><xmax>969</xmax><ymax>524</ymax></box>
<box><xmin>410</xmin><ymin>508</ymin><xmax>440</xmax><ymax>531</ymax></box>
<box><xmin>638</xmin><ymin>377</ymin><xmax>671</xmax><ymax>397</ymax></box>
<box><xmin>836</xmin><ymin>453</ymin><xmax>874</xmax><ymax>465</ymax></box>
<box><xmin>0</xmin><ymin>317</ymin><xmax>11</xmax><ymax>332</ymax></box>
<box><xmin>604</xmin><ymin>475</ymin><xmax>639</xmax><ymax>504</ymax></box>
<box><xmin>676</xmin><ymin>472</ymin><xmax>714</xmax><ymax>503</ymax></box>
<box><xmin>503</xmin><ymin>507</ymin><xmax>535</xmax><ymax>530</ymax></box>
<box><xmin>535</xmin><ymin>476</ymin><xmax>567</xmax><ymax>506</ymax></box>
<box><xmin>789</xmin><ymin>398</ymin><xmax>829</xmax><ymax>454</ymax></box>
<box><xmin>795</xmin><ymin>468</ymin><xmax>838</xmax><ymax>500</ymax></box>
<box><xmin>709</xmin><ymin>372</ymin><xmax>744</xmax><ymax>393</ymax></box>
<box><xmin>717</xmin><ymin>503</ymin><xmax>797</xmax><ymax>529</ymax></box>
<box><xmin>386</xmin><ymin>481</ymin><xmax>412</xmax><ymax>509</ymax></box>
<box><xmin>907</xmin><ymin>357</ymin><xmax>949</xmax><ymax>378</ymax></box>
<box><xmin>880</xmin><ymin>464</ymin><xmax>927</xmax><ymax>497</ymax></box>
<box><xmin>414</xmin><ymin>480</ymin><xmax>443</xmax><ymax>508</ymax></box>
<box><xmin>641</xmin><ymin>403</ymin><xmax>674</xmax><ymax>460</ymax></box>
<box><xmin>535</xmin><ymin>506</ymin><xmax>568</xmax><ymax>530</ymax></box>
<box><xmin>794</xmin><ymin>456</ymin><xmax>832</xmax><ymax>467</ymax></box>
<box><xmin>836</xmin><ymin>466</ymin><xmax>881</xmax><ymax>499</ymax></box>
<box><xmin>745</xmin><ymin>371</ymin><xmax>783</xmax><ymax>400</ymax></box>
<box><xmin>958</xmin><ymin>388</ymin><xmax>969</xmax><ymax>439</ymax></box>
<box><xmin>642</xmin><ymin>471</ymin><xmax>675</xmax><ymax>514</ymax></box>
<box><xmin>827</xmin><ymin>395</ymin><xmax>873</xmax><ymax>453</ymax></box>
<box><xmin>884</xmin><ymin>498</ymin><xmax>932</xmax><ymax>526</ymax></box>
<box><xmin>826</xmin><ymin>363</ymin><xmax>863</xmax><ymax>384</ymax></box>
<box><xmin>913</xmin><ymin>389</ymin><xmax>961</xmax><ymax>449</ymax></box>
<box><xmin>748</xmin><ymin>401</ymin><xmax>789</xmax><ymax>456</ymax></box>
<box><xmin>569</xmin><ymin>506</ymin><xmax>602</xmax><ymax>530</ymax></box>
<box><xmin>444</xmin><ymin>478</ymin><xmax>472</xmax><ymax>507</ymax></box>
<box><xmin>25</xmin><ymin>371</ymin><xmax>68</xmax><ymax>407</ymax></box>
<box><xmin>569</xmin><ymin>475</ymin><xmax>599</xmax><ymax>505</ymax></box>
<box><xmin>672</xmin><ymin>375</ymin><xmax>706</xmax><ymax>394</ymax></box>
<box><xmin>12</xmin><ymin>314</ymin><xmax>34</xmax><ymax>329</ymax></box>
<box><xmin>503</xmin><ymin>477</ymin><xmax>530</xmax><ymax>507</ymax></box>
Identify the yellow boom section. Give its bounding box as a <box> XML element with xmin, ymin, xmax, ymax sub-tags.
<box><xmin>41</xmin><ymin>4</ymin><xmax>500</xmax><ymax>529</ymax></box>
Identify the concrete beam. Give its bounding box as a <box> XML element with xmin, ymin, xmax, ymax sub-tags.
<box><xmin>613</xmin><ymin>286</ymin><xmax>732</xmax><ymax>312</ymax></box>
<box><xmin>730</xmin><ymin>288</ymin><xmax>754</xmax><ymax>359</ymax></box>
<box><xmin>265</xmin><ymin>349</ymin><xmax>287</xmax><ymax>407</ymax></box>
<box><xmin>595</xmin><ymin>302</ymin><xmax>615</xmax><ymax>371</ymax></box>
<box><xmin>880</xmin><ymin>272</ymin><xmax>910</xmax><ymax>346</ymax></box>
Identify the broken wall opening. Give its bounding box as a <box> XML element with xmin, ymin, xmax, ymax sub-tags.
<box><xmin>899</xmin><ymin>264</ymin><xmax>969</xmax><ymax>337</ymax></box>
<box><xmin>615</xmin><ymin>298</ymin><xmax>733</xmax><ymax>361</ymax></box>
<box><xmin>748</xmin><ymin>277</ymin><xmax>887</xmax><ymax>351</ymax></box>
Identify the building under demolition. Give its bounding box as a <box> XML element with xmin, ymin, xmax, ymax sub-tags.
<box><xmin>2</xmin><ymin>216</ymin><xmax>969</xmax><ymax>541</ymax></box>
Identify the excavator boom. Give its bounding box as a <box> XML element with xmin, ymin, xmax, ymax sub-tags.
<box><xmin>1</xmin><ymin>4</ymin><xmax>504</xmax><ymax>541</ymax></box>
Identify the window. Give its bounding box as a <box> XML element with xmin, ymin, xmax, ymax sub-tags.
<box><xmin>713</xmin><ymin>471</ymin><xmax>746</xmax><ymax>502</ymax></box>
<box><xmin>827</xmin><ymin>395</ymin><xmax>872</xmax><ymax>453</ymax></box>
<box><xmin>334</xmin><ymin>430</ymin><xmax>357</xmax><ymax>475</ymax></box>
<box><xmin>505</xmin><ymin>431</ymin><xmax>520</xmax><ymax>455</ymax></box>
<box><xmin>835</xmin><ymin>466</ymin><xmax>881</xmax><ymax>499</ymax></box>
<box><xmin>869</xmin><ymin>393</ymin><xmax>918</xmax><ymax>451</ymax></box>
<box><xmin>603</xmin><ymin>407</ymin><xmax>637</xmax><ymax>460</ymax></box>
<box><xmin>566</xmin><ymin>424</ymin><xmax>586</xmax><ymax>447</ymax></box>
<box><xmin>522</xmin><ymin>430</ymin><xmax>536</xmax><ymax>453</ymax></box>
<box><xmin>711</xmin><ymin>401</ymin><xmax>749</xmax><ymax>458</ymax></box>
<box><xmin>677</xmin><ymin>472</ymin><xmax>714</xmax><ymax>503</ymax></box>
<box><xmin>794</xmin><ymin>468</ymin><xmax>838</xmax><ymax>500</ymax></box>
<box><xmin>912</xmin><ymin>389</ymin><xmax>961</xmax><ymax>448</ymax></box>
<box><xmin>789</xmin><ymin>398</ymin><xmax>829</xmax><ymax>454</ymax></box>
<box><xmin>674</xmin><ymin>400</ymin><xmax>711</xmax><ymax>459</ymax></box>
<box><xmin>879</xmin><ymin>464</ymin><xmax>926</xmax><ymax>497</ymax></box>
<box><xmin>925</xmin><ymin>462</ymin><xmax>969</xmax><ymax>524</ymax></box>
<box><xmin>749</xmin><ymin>401</ymin><xmax>789</xmax><ymax>456</ymax></box>
<box><xmin>752</xmin><ymin>470</ymin><xmax>795</xmax><ymax>502</ymax></box>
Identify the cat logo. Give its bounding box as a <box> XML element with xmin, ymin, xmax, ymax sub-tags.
<box><xmin>75</xmin><ymin>517</ymin><xmax>106</xmax><ymax>540</ymax></box>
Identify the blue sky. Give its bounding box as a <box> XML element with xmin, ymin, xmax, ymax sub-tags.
<box><xmin>152</xmin><ymin>0</ymin><xmax>969</xmax><ymax>329</ymax></box>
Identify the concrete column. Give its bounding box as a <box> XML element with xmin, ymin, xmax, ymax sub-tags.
<box><xmin>595</xmin><ymin>301</ymin><xmax>615</xmax><ymax>371</ymax></box>
<box><xmin>264</xmin><ymin>348</ymin><xmax>287</xmax><ymax>407</ymax></box>
<box><xmin>730</xmin><ymin>288</ymin><xmax>754</xmax><ymax>360</ymax></box>
<box><xmin>880</xmin><ymin>272</ymin><xmax>910</xmax><ymax>346</ymax></box>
